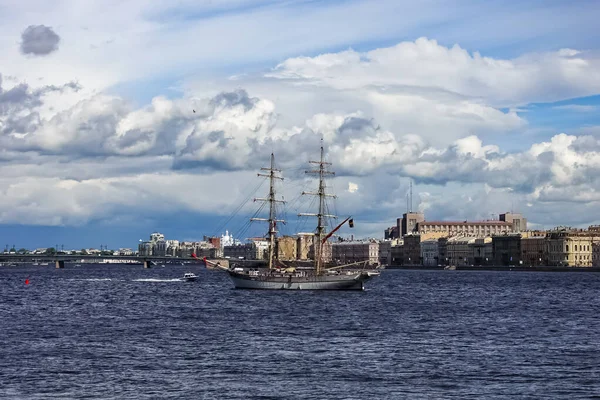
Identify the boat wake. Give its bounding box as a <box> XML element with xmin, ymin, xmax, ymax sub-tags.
<box><xmin>68</xmin><ymin>278</ymin><xmax>113</xmax><ymax>282</ymax></box>
<box><xmin>132</xmin><ymin>278</ymin><xmax>182</xmax><ymax>283</ymax></box>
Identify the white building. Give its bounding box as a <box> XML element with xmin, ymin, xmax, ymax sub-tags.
<box><xmin>150</xmin><ymin>232</ymin><xmax>165</xmax><ymax>242</ymax></box>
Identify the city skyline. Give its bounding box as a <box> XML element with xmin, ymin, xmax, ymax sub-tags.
<box><xmin>1</xmin><ymin>1</ymin><xmax>600</xmax><ymax>248</ymax></box>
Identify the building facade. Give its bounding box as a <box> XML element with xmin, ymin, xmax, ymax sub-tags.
<box><xmin>420</xmin><ymin>239</ymin><xmax>439</xmax><ymax>266</ymax></box>
<box><xmin>521</xmin><ymin>237</ymin><xmax>546</xmax><ymax>266</ymax></box>
<box><xmin>277</xmin><ymin>236</ymin><xmax>297</xmax><ymax>260</ymax></box>
<box><xmin>384</xmin><ymin>226</ymin><xmax>399</xmax><ymax>240</ymax></box>
<box><xmin>447</xmin><ymin>236</ymin><xmax>476</xmax><ymax>266</ymax></box>
<box><xmin>418</xmin><ymin>221</ymin><xmax>513</xmax><ymax>238</ymax></box>
<box><xmin>296</xmin><ymin>234</ymin><xmax>313</xmax><ymax>260</ymax></box>
<box><xmin>493</xmin><ymin>234</ymin><xmax>522</xmax><ymax>266</ymax></box>
<box><xmin>402</xmin><ymin>234</ymin><xmax>421</xmax><ymax>265</ymax></box>
<box><xmin>471</xmin><ymin>237</ymin><xmax>493</xmax><ymax>266</ymax></box>
<box><xmin>499</xmin><ymin>212</ymin><xmax>527</xmax><ymax>232</ymax></box>
<box><xmin>378</xmin><ymin>240</ymin><xmax>393</xmax><ymax>266</ymax></box>
<box><xmin>546</xmin><ymin>230</ymin><xmax>594</xmax><ymax>267</ymax></box>
<box><xmin>332</xmin><ymin>241</ymin><xmax>379</xmax><ymax>265</ymax></box>
<box><xmin>400</xmin><ymin>213</ymin><xmax>425</xmax><ymax>236</ymax></box>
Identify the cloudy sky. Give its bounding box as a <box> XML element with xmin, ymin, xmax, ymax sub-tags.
<box><xmin>1</xmin><ymin>0</ymin><xmax>600</xmax><ymax>249</ymax></box>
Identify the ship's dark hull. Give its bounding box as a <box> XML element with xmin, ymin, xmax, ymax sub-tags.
<box><xmin>227</xmin><ymin>270</ymin><xmax>376</xmax><ymax>290</ymax></box>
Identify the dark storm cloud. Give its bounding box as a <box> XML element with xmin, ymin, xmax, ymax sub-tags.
<box><xmin>20</xmin><ymin>25</ymin><xmax>60</xmax><ymax>56</ymax></box>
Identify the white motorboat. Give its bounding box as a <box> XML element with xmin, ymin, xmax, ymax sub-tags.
<box><xmin>183</xmin><ymin>272</ymin><xmax>198</xmax><ymax>282</ymax></box>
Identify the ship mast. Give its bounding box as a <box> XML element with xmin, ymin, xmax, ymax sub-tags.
<box><xmin>300</xmin><ymin>141</ymin><xmax>336</xmax><ymax>275</ymax></box>
<box><xmin>252</xmin><ymin>153</ymin><xmax>285</xmax><ymax>270</ymax></box>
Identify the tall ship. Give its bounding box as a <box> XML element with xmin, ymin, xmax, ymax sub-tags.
<box><xmin>206</xmin><ymin>144</ymin><xmax>381</xmax><ymax>290</ymax></box>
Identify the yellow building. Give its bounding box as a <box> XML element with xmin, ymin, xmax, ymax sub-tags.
<box><xmin>296</xmin><ymin>234</ymin><xmax>313</xmax><ymax>260</ymax></box>
<box><xmin>546</xmin><ymin>230</ymin><xmax>594</xmax><ymax>267</ymax></box>
<box><xmin>277</xmin><ymin>236</ymin><xmax>297</xmax><ymax>260</ymax></box>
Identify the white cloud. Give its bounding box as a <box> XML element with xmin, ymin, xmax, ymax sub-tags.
<box><xmin>267</xmin><ymin>37</ymin><xmax>600</xmax><ymax>106</ymax></box>
<box><xmin>3</xmin><ymin>75</ymin><xmax>600</xmax><ymax>232</ymax></box>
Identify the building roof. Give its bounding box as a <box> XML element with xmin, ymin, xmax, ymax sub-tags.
<box><xmin>420</xmin><ymin>220</ymin><xmax>512</xmax><ymax>226</ymax></box>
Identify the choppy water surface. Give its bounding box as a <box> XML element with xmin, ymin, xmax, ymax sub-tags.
<box><xmin>1</xmin><ymin>265</ymin><xmax>599</xmax><ymax>399</ymax></box>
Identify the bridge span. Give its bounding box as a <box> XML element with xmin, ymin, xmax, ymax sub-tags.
<box><xmin>0</xmin><ymin>254</ymin><xmax>258</xmax><ymax>269</ymax></box>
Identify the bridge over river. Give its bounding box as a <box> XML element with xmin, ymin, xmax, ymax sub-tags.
<box><xmin>0</xmin><ymin>254</ymin><xmax>257</xmax><ymax>269</ymax></box>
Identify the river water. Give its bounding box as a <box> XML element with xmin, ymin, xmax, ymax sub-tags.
<box><xmin>1</xmin><ymin>264</ymin><xmax>599</xmax><ymax>399</ymax></box>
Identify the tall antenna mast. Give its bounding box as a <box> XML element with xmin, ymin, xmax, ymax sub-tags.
<box><xmin>299</xmin><ymin>140</ymin><xmax>336</xmax><ymax>275</ymax></box>
<box><xmin>409</xmin><ymin>179</ymin><xmax>413</xmax><ymax>212</ymax></box>
<box><xmin>252</xmin><ymin>153</ymin><xmax>285</xmax><ymax>270</ymax></box>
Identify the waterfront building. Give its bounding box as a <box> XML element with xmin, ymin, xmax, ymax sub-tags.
<box><xmin>420</xmin><ymin>239</ymin><xmax>439</xmax><ymax>266</ymax></box>
<box><xmin>204</xmin><ymin>236</ymin><xmax>222</xmax><ymax>257</ymax></box>
<box><xmin>398</xmin><ymin>212</ymin><xmax>525</xmax><ymax>239</ymax></box>
<box><xmin>308</xmin><ymin>240</ymin><xmax>332</xmax><ymax>263</ymax></box>
<box><xmin>138</xmin><ymin>241</ymin><xmax>152</xmax><ymax>256</ymax></box>
<box><xmin>153</xmin><ymin>240</ymin><xmax>167</xmax><ymax>256</ymax></box>
<box><xmin>471</xmin><ymin>237</ymin><xmax>493</xmax><ymax>266</ymax></box>
<box><xmin>402</xmin><ymin>234</ymin><xmax>421</xmax><ymax>265</ymax></box>
<box><xmin>296</xmin><ymin>233</ymin><xmax>314</xmax><ymax>260</ymax></box>
<box><xmin>194</xmin><ymin>241</ymin><xmax>218</xmax><ymax>258</ymax></box>
<box><xmin>331</xmin><ymin>241</ymin><xmax>379</xmax><ymax>265</ymax></box>
<box><xmin>493</xmin><ymin>234</ymin><xmax>522</xmax><ymax>266</ymax></box>
<box><xmin>150</xmin><ymin>232</ymin><xmax>165</xmax><ymax>242</ymax></box>
<box><xmin>399</xmin><ymin>212</ymin><xmax>425</xmax><ymax>236</ymax></box>
<box><xmin>593</xmin><ymin>241</ymin><xmax>600</xmax><ymax>267</ymax></box>
<box><xmin>223</xmin><ymin>238</ymin><xmax>269</xmax><ymax>260</ymax></box>
<box><xmin>223</xmin><ymin>243</ymin><xmax>253</xmax><ymax>260</ymax></box>
<box><xmin>277</xmin><ymin>236</ymin><xmax>297</xmax><ymax>261</ymax></box>
<box><xmin>447</xmin><ymin>236</ymin><xmax>477</xmax><ymax>266</ymax></box>
<box><xmin>384</xmin><ymin>226</ymin><xmax>399</xmax><ymax>240</ymax></box>
<box><xmin>389</xmin><ymin>239</ymin><xmax>404</xmax><ymax>266</ymax></box>
<box><xmin>499</xmin><ymin>213</ymin><xmax>527</xmax><ymax>232</ymax></box>
<box><xmin>419</xmin><ymin>220</ymin><xmax>512</xmax><ymax>238</ymax></box>
<box><xmin>378</xmin><ymin>240</ymin><xmax>393</xmax><ymax>266</ymax></box>
<box><xmin>437</xmin><ymin>237</ymin><xmax>448</xmax><ymax>266</ymax></box>
<box><xmin>546</xmin><ymin>229</ymin><xmax>594</xmax><ymax>267</ymax></box>
<box><xmin>521</xmin><ymin>237</ymin><xmax>546</xmax><ymax>266</ymax></box>
<box><xmin>220</xmin><ymin>231</ymin><xmax>240</xmax><ymax>248</ymax></box>
<box><xmin>165</xmin><ymin>240</ymin><xmax>179</xmax><ymax>256</ymax></box>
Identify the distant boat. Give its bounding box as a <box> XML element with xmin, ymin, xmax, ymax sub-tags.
<box><xmin>183</xmin><ymin>272</ymin><xmax>198</xmax><ymax>282</ymax></box>
<box><xmin>40</xmin><ymin>262</ymin><xmax>49</xmax><ymax>266</ymax></box>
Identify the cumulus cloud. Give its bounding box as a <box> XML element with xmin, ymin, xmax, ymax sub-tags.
<box><xmin>20</xmin><ymin>25</ymin><xmax>60</xmax><ymax>56</ymax></box>
<box><xmin>0</xmin><ymin>170</ymin><xmax>257</xmax><ymax>226</ymax></box>
<box><xmin>4</xmin><ymin>78</ymin><xmax>600</xmax><ymax>204</ymax></box>
<box><xmin>0</xmin><ymin>74</ymin><xmax>80</xmax><ymax>135</ymax></box>
<box><xmin>267</xmin><ymin>37</ymin><xmax>600</xmax><ymax>106</ymax></box>
<box><xmin>2</xmin><ymin>29</ymin><xmax>600</xmax><ymax>232</ymax></box>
